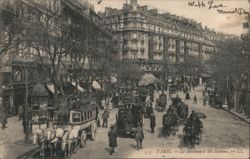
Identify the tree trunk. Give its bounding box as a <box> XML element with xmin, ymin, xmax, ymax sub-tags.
<box><xmin>75</xmin><ymin>72</ymin><xmax>78</xmax><ymax>93</ymax></box>
<box><xmin>25</xmin><ymin>68</ymin><xmax>29</xmax><ymax>106</ymax></box>
<box><xmin>100</xmin><ymin>73</ymin><xmax>103</xmax><ymax>92</ymax></box>
<box><xmin>24</xmin><ymin>132</ymin><xmax>32</xmax><ymax>144</ymax></box>
<box><xmin>53</xmin><ymin>72</ymin><xmax>59</xmax><ymax>110</ymax></box>
<box><xmin>24</xmin><ymin>67</ymin><xmax>32</xmax><ymax>144</ymax></box>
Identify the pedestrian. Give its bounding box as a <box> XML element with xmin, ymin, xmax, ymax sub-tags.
<box><xmin>193</xmin><ymin>95</ymin><xmax>197</xmax><ymax>104</ymax></box>
<box><xmin>96</xmin><ymin>107</ymin><xmax>101</xmax><ymax>127</ymax></box>
<box><xmin>103</xmin><ymin>109</ymin><xmax>109</xmax><ymax>128</ymax></box>
<box><xmin>149</xmin><ymin>112</ymin><xmax>156</xmax><ymax>133</ymax></box>
<box><xmin>18</xmin><ymin>105</ymin><xmax>24</xmax><ymax>121</ymax></box>
<box><xmin>203</xmin><ymin>95</ymin><xmax>207</xmax><ymax>106</ymax></box>
<box><xmin>202</xmin><ymin>90</ymin><xmax>205</xmax><ymax>97</ymax></box>
<box><xmin>135</xmin><ymin>123</ymin><xmax>144</xmax><ymax>150</ymax></box>
<box><xmin>185</xmin><ymin>92</ymin><xmax>190</xmax><ymax>100</ymax></box>
<box><xmin>108</xmin><ymin>125</ymin><xmax>117</xmax><ymax>155</ymax></box>
<box><xmin>0</xmin><ymin>108</ymin><xmax>7</xmax><ymax>129</ymax></box>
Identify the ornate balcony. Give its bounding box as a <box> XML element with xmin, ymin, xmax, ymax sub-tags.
<box><xmin>123</xmin><ymin>46</ymin><xmax>129</xmax><ymax>51</ymax></box>
<box><xmin>131</xmin><ymin>47</ymin><xmax>139</xmax><ymax>51</ymax></box>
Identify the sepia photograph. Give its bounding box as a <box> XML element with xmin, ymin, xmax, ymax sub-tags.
<box><xmin>0</xmin><ymin>0</ymin><xmax>249</xmax><ymax>158</ymax></box>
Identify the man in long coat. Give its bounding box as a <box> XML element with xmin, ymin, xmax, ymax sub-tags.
<box><xmin>0</xmin><ymin>109</ymin><xmax>7</xmax><ymax>129</ymax></box>
<box><xmin>135</xmin><ymin>124</ymin><xmax>144</xmax><ymax>150</ymax></box>
<box><xmin>149</xmin><ymin>113</ymin><xmax>156</xmax><ymax>133</ymax></box>
<box><xmin>103</xmin><ymin>110</ymin><xmax>109</xmax><ymax>128</ymax></box>
<box><xmin>108</xmin><ymin>125</ymin><xmax>117</xmax><ymax>155</ymax></box>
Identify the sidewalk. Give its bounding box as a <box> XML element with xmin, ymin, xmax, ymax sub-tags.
<box><xmin>0</xmin><ymin>116</ymin><xmax>37</xmax><ymax>159</ymax></box>
<box><xmin>192</xmin><ymin>85</ymin><xmax>250</xmax><ymax>123</ymax></box>
<box><xmin>191</xmin><ymin>85</ymin><xmax>250</xmax><ymax>123</ymax></box>
<box><xmin>222</xmin><ymin>105</ymin><xmax>250</xmax><ymax>123</ymax></box>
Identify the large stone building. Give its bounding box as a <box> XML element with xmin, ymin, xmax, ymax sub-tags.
<box><xmin>98</xmin><ymin>0</ymin><xmax>231</xmax><ymax>83</ymax></box>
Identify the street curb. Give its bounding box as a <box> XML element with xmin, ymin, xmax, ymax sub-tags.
<box><xmin>221</xmin><ymin>107</ymin><xmax>250</xmax><ymax>124</ymax></box>
<box><xmin>16</xmin><ymin>146</ymin><xmax>40</xmax><ymax>159</ymax></box>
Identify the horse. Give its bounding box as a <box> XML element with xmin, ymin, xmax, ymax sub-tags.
<box><xmin>193</xmin><ymin>119</ymin><xmax>203</xmax><ymax>145</ymax></box>
<box><xmin>170</xmin><ymin>112</ymin><xmax>179</xmax><ymax>135</ymax></box>
<box><xmin>176</xmin><ymin>102</ymin><xmax>189</xmax><ymax>123</ymax></box>
<box><xmin>156</xmin><ymin>94</ymin><xmax>167</xmax><ymax>112</ymax></box>
<box><xmin>156</xmin><ymin>100</ymin><xmax>165</xmax><ymax>112</ymax></box>
<box><xmin>183</xmin><ymin>122</ymin><xmax>195</xmax><ymax>148</ymax></box>
<box><xmin>61</xmin><ymin>130</ymin><xmax>69</xmax><ymax>157</ymax></box>
<box><xmin>45</xmin><ymin>128</ymin><xmax>57</xmax><ymax>157</ymax></box>
<box><xmin>62</xmin><ymin>126</ymin><xmax>79</xmax><ymax>156</ymax></box>
<box><xmin>162</xmin><ymin>113</ymin><xmax>177</xmax><ymax>136</ymax></box>
<box><xmin>47</xmin><ymin>127</ymin><xmax>65</xmax><ymax>157</ymax></box>
<box><xmin>32</xmin><ymin>129</ymin><xmax>46</xmax><ymax>157</ymax></box>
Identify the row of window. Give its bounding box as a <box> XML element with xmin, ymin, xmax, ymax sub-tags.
<box><xmin>124</xmin><ymin>41</ymin><xmax>145</xmax><ymax>47</ymax></box>
<box><xmin>107</xmin><ymin>21</ymin><xmax>214</xmax><ymax>44</ymax></box>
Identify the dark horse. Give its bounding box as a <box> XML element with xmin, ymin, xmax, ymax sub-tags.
<box><xmin>183</xmin><ymin>118</ymin><xmax>203</xmax><ymax>148</ymax></box>
<box><xmin>162</xmin><ymin>112</ymin><xmax>178</xmax><ymax>136</ymax></box>
<box><xmin>176</xmin><ymin>102</ymin><xmax>189</xmax><ymax>123</ymax></box>
<box><xmin>183</xmin><ymin>122</ymin><xmax>195</xmax><ymax>148</ymax></box>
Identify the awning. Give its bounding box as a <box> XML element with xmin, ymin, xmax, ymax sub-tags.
<box><xmin>72</xmin><ymin>82</ymin><xmax>86</xmax><ymax>92</ymax></box>
<box><xmin>139</xmin><ymin>73</ymin><xmax>162</xmax><ymax>86</ymax></box>
<box><xmin>92</xmin><ymin>80</ymin><xmax>101</xmax><ymax>90</ymax></box>
<box><xmin>46</xmin><ymin>84</ymin><xmax>55</xmax><ymax>94</ymax></box>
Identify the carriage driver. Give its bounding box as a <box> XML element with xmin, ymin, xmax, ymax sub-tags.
<box><xmin>189</xmin><ymin>110</ymin><xmax>196</xmax><ymax>121</ymax></box>
<box><xmin>167</xmin><ymin>105</ymin><xmax>175</xmax><ymax>115</ymax></box>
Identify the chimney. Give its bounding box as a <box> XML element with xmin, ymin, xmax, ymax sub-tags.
<box><xmin>130</xmin><ymin>0</ymin><xmax>138</xmax><ymax>11</ymax></box>
<box><xmin>105</xmin><ymin>7</ymin><xmax>112</xmax><ymax>16</ymax></box>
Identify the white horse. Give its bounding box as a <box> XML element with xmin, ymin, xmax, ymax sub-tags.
<box><xmin>32</xmin><ymin>129</ymin><xmax>46</xmax><ymax>157</ymax></box>
<box><xmin>61</xmin><ymin>130</ymin><xmax>69</xmax><ymax>157</ymax></box>
<box><xmin>45</xmin><ymin>128</ymin><xmax>57</xmax><ymax>157</ymax></box>
<box><xmin>68</xmin><ymin>126</ymin><xmax>79</xmax><ymax>155</ymax></box>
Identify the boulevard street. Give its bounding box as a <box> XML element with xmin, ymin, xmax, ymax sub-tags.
<box><xmin>0</xmin><ymin>1</ymin><xmax>249</xmax><ymax>159</ymax></box>
<box><xmin>70</xmin><ymin>86</ymin><xmax>249</xmax><ymax>159</ymax></box>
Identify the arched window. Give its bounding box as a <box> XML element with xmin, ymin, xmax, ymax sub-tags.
<box><xmin>15</xmin><ymin>68</ymin><xmax>22</xmax><ymax>82</ymax></box>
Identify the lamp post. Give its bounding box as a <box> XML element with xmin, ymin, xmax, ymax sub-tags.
<box><xmin>23</xmin><ymin>63</ymin><xmax>32</xmax><ymax>144</ymax></box>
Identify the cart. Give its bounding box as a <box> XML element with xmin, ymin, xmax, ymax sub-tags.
<box><xmin>53</xmin><ymin>96</ymin><xmax>97</xmax><ymax>146</ymax></box>
<box><xmin>116</xmin><ymin>96</ymin><xmax>144</xmax><ymax>137</ymax></box>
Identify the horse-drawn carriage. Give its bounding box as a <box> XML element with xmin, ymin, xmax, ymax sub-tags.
<box><xmin>32</xmin><ymin>95</ymin><xmax>98</xmax><ymax>157</ymax></box>
<box><xmin>156</xmin><ymin>93</ymin><xmax>167</xmax><ymax>112</ymax></box>
<box><xmin>172</xmin><ymin>97</ymin><xmax>189</xmax><ymax>123</ymax></box>
<box><xmin>116</xmin><ymin>95</ymin><xmax>144</xmax><ymax>137</ymax></box>
<box><xmin>162</xmin><ymin>97</ymin><xmax>189</xmax><ymax>137</ymax></box>
<box><xmin>183</xmin><ymin>112</ymin><xmax>205</xmax><ymax>148</ymax></box>
<box><xmin>162</xmin><ymin>108</ymin><xmax>179</xmax><ymax>136</ymax></box>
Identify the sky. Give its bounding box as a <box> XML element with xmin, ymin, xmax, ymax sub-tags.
<box><xmin>87</xmin><ymin>0</ymin><xmax>249</xmax><ymax>35</ymax></box>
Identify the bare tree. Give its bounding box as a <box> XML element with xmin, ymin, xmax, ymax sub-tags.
<box><xmin>0</xmin><ymin>0</ymin><xmax>24</xmax><ymax>57</ymax></box>
<box><xmin>209</xmin><ymin>37</ymin><xmax>249</xmax><ymax>108</ymax></box>
<box><xmin>65</xmin><ymin>15</ymin><xmax>90</xmax><ymax>93</ymax></box>
<box><xmin>24</xmin><ymin>0</ymin><xmax>76</xmax><ymax>107</ymax></box>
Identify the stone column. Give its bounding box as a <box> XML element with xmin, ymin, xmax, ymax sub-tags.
<box><xmin>175</xmin><ymin>39</ymin><xmax>180</xmax><ymax>63</ymax></box>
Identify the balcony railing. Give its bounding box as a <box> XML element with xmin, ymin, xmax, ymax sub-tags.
<box><xmin>131</xmin><ymin>47</ymin><xmax>139</xmax><ymax>51</ymax></box>
<box><xmin>123</xmin><ymin>46</ymin><xmax>129</xmax><ymax>51</ymax></box>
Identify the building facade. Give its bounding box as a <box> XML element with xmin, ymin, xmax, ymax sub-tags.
<box><xmin>0</xmin><ymin>0</ymin><xmax>111</xmax><ymax>114</ymax></box>
<box><xmin>98</xmin><ymin>0</ymin><xmax>230</xmax><ymax>83</ymax></box>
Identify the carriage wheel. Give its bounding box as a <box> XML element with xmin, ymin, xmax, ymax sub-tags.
<box><xmin>80</xmin><ymin>130</ymin><xmax>86</xmax><ymax>148</ymax></box>
<box><xmin>91</xmin><ymin>123</ymin><xmax>96</xmax><ymax>141</ymax></box>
